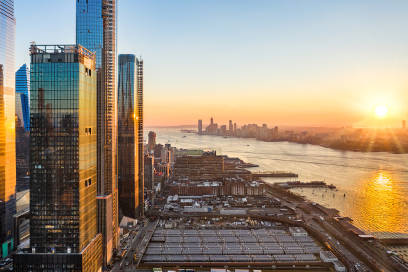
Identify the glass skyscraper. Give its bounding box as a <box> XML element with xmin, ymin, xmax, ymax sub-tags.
<box><xmin>76</xmin><ymin>0</ymin><xmax>103</xmax><ymax>69</ymax></box>
<box><xmin>15</xmin><ymin>64</ymin><xmax>30</xmax><ymax>131</ymax></box>
<box><xmin>0</xmin><ymin>0</ymin><xmax>16</xmax><ymax>259</ymax></box>
<box><xmin>14</xmin><ymin>44</ymin><xmax>102</xmax><ymax>272</ymax></box>
<box><xmin>76</xmin><ymin>0</ymin><xmax>119</xmax><ymax>265</ymax></box>
<box><xmin>117</xmin><ymin>54</ymin><xmax>144</xmax><ymax>218</ymax></box>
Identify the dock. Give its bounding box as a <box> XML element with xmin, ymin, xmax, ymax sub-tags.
<box><xmin>277</xmin><ymin>181</ymin><xmax>336</xmax><ymax>189</ymax></box>
<box><xmin>251</xmin><ymin>171</ymin><xmax>298</xmax><ymax>178</ymax></box>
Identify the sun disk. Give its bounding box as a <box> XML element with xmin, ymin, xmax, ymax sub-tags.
<box><xmin>375</xmin><ymin>105</ymin><xmax>388</xmax><ymax>119</ymax></box>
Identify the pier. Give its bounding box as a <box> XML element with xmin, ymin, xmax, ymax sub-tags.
<box><xmin>277</xmin><ymin>181</ymin><xmax>336</xmax><ymax>189</ymax></box>
<box><xmin>251</xmin><ymin>171</ymin><xmax>298</xmax><ymax>178</ymax></box>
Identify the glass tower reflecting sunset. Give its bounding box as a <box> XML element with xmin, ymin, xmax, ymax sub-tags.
<box><xmin>76</xmin><ymin>0</ymin><xmax>119</xmax><ymax>266</ymax></box>
<box><xmin>117</xmin><ymin>54</ymin><xmax>144</xmax><ymax>218</ymax></box>
<box><xmin>0</xmin><ymin>0</ymin><xmax>16</xmax><ymax>259</ymax></box>
<box><xmin>117</xmin><ymin>55</ymin><xmax>139</xmax><ymax>218</ymax></box>
<box><xmin>14</xmin><ymin>44</ymin><xmax>102</xmax><ymax>271</ymax></box>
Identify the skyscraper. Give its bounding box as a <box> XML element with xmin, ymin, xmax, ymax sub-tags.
<box><xmin>144</xmin><ymin>155</ymin><xmax>154</xmax><ymax>191</ymax></box>
<box><xmin>14</xmin><ymin>44</ymin><xmax>102</xmax><ymax>271</ymax></box>
<box><xmin>136</xmin><ymin>57</ymin><xmax>144</xmax><ymax>217</ymax></box>
<box><xmin>148</xmin><ymin>131</ymin><xmax>156</xmax><ymax>153</ymax></box>
<box><xmin>76</xmin><ymin>0</ymin><xmax>119</xmax><ymax>265</ymax></box>
<box><xmin>117</xmin><ymin>54</ymin><xmax>140</xmax><ymax>218</ymax></box>
<box><xmin>15</xmin><ymin>64</ymin><xmax>30</xmax><ymax>131</ymax></box>
<box><xmin>15</xmin><ymin>67</ymin><xmax>30</xmax><ymax>193</ymax></box>
<box><xmin>0</xmin><ymin>0</ymin><xmax>16</xmax><ymax>259</ymax></box>
<box><xmin>198</xmin><ymin>119</ymin><xmax>202</xmax><ymax>134</ymax></box>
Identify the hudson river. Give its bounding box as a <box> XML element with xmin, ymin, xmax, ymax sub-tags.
<box><xmin>152</xmin><ymin>127</ymin><xmax>408</xmax><ymax>234</ymax></box>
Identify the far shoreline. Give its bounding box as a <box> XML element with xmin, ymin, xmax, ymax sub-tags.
<box><xmin>191</xmin><ymin>131</ymin><xmax>408</xmax><ymax>155</ymax></box>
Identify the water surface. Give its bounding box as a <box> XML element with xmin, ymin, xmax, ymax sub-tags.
<box><xmin>151</xmin><ymin>128</ymin><xmax>408</xmax><ymax>233</ymax></box>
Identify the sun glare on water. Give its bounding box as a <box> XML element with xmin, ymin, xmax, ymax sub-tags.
<box><xmin>375</xmin><ymin>105</ymin><xmax>388</xmax><ymax>119</ymax></box>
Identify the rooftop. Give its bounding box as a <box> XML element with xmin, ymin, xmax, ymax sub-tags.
<box><xmin>29</xmin><ymin>44</ymin><xmax>95</xmax><ymax>60</ymax></box>
<box><xmin>142</xmin><ymin>227</ymin><xmax>323</xmax><ymax>265</ymax></box>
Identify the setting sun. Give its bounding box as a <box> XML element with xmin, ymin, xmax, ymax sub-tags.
<box><xmin>375</xmin><ymin>105</ymin><xmax>388</xmax><ymax>119</ymax></box>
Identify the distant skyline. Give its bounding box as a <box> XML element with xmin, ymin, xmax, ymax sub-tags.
<box><xmin>15</xmin><ymin>0</ymin><xmax>408</xmax><ymax>127</ymax></box>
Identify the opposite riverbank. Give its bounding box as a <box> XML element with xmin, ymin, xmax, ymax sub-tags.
<box><xmin>193</xmin><ymin>126</ymin><xmax>408</xmax><ymax>154</ymax></box>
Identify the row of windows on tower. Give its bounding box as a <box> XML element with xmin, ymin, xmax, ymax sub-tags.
<box><xmin>85</xmin><ymin>178</ymin><xmax>92</xmax><ymax>187</ymax></box>
<box><xmin>84</xmin><ymin>67</ymin><xmax>92</xmax><ymax>76</ymax></box>
<box><xmin>85</xmin><ymin>127</ymin><xmax>92</xmax><ymax>135</ymax></box>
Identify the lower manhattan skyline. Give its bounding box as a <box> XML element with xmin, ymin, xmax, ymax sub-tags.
<box><xmin>14</xmin><ymin>0</ymin><xmax>408</xmax><ymax>128</ymax></box>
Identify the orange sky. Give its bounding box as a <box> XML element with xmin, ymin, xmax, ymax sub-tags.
<box><xmin>15</xmin><ymin>1</ymin><xmax>408</xmax><ymax>128</ymax></box>
<box><xmin>144</xmin><ymin>68</ymin><xmax>408</xmax><ymax>127</ymax></box>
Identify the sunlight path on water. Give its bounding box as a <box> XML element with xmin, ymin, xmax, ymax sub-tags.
<box><xmin>151</xmin><ymin>127</ymin><xmax>408</xmax><ymax>233</ymax></box>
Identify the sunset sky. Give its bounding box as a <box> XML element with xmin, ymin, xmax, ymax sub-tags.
<box><xmin>15</xmin><ymin>0</ymin><xmax>408</xmax><ymax>127</ymax></box>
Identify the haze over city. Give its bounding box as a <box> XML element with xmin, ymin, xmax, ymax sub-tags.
<box><xmin>2</xmin><ymin>0</ymin><xmax>408</xmax><ymax>271</ymax></box>
<box><xmin>15</xmin><ymin>0</ymin><xmax>408</xmax><ymax>127</ymax></box>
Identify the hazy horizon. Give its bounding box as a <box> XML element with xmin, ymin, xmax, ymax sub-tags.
<box><xmin>15</xmin><ymin>0</ymin><xmax>408</xmax><ymax>127</ymax></box>
<box><xmin>145</xmin><ymin>122</ymin><xmax>405</xmax><ymax>130</ymax></box>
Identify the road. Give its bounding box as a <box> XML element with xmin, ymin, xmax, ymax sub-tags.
<box><xmin>110</xmin><ymin>187</ymin><xmax>407</xmax><ymax>272</ymax></box>
<box><xmin>267</xmin><ymin>189</ymin><xmax>408</xmax><ymax>272</ymax></box>
<box><xmin>112</xmin><ymin>219</ymin><xmax>158</xmax><ymax>271</ymax></box>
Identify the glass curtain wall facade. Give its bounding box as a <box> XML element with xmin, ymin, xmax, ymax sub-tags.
<box><xmin>76</xmin><ymin>0</ymin><xmax>103</xmax><ymax>69</ymax></box>
<box><xmin>14</xmin><ymin>45</ymin><xmax>102</xmax><ymax>272</ymax></box>
<box><xmin>117</xmin><ymin>54</ymin><xmax>139</xmax><ymax>218</ymax></box>
<box><xmin>76</xmin><ymin>0</ymin><xmax>119</xmax><ymax>265</ymax></box>
<box><xmin>15</xmin><ymin>64</ymin><xmax>30</xmax><ymax>131</ymax></box>
<box><xmin>0</xmin><ymin>0</ymin><xmax>16</xmax><ymax>259</ymax></box>
<box><xmin>136</xmin><ymin>58</ymin><xmax>144</xmax><ymax>216</ymax></box>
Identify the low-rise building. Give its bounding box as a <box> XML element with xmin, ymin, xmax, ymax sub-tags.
<box><xmin>289</xmin><ymin>227</ymin><xmax>308</xmax><ymax>237</ymax></box>
<box><xmin>333</xmin><ymin>260</ymin><xmax>346</xmax><ymax>272</ymax></box>
<box><xmin>320</xmin><ymin>250</ymin><xmax>338</xmax><ymax>262</ymax></box>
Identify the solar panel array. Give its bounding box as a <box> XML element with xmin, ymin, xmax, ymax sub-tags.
<box><xmin>142</xmin><ymin>228</ymin><xmax>322</xmax><ymax>263</ymax></box>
